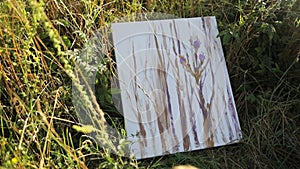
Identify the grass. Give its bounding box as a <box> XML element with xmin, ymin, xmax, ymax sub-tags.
<box><xmin>0</xmin><ymin>0</ymin><xmax>299</xmax><ymax>168</ymax></box>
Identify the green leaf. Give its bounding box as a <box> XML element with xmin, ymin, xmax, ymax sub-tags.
<box><xmin>62</xmin><ymin>35</ymin><xmax>71</xmax><ymax>48</ymax></box>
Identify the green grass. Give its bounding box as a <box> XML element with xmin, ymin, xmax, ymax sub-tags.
<box><xmin>0</xmin><ymin>0</ymin><xmax>299</xmax><ymax>168</ymax></box>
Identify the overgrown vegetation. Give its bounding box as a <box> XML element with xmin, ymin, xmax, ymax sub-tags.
<box><xmin>0</xmin><ymin>0</ymin><xmax>299</xmax><ymax>168</ymax></box>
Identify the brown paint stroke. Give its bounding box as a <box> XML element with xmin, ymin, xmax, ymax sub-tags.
<box><xmin>174</xmin><ymin>58</ymin><xmax>190</xmax><ymax>151</ymax></box>
<box><xmin>131</xmin><ymin>43</ymin><xmax>147</xmax><ymax>157</ymax></box>
<box><xmin>157</xmin><ymin>37</ymin><xmax>181</xmax><ymax>153</ymax></box>
<box><xmin>180</xmin><ymin>96</ymin><xmax>190</xmax><ymax>151</ymax></box>
<box><xmin>153</xmin><ymin>31</ymin><xmax>168</xmax><ymax>153</ymax></box>
<box><xmin>198</xmin><ymin>74</ymin><xmax>214</xmax><ymax>147</ymax></box>
<box><xmin>172</xmin><ymin>20</ymin><xmax>192</xmax><ymax>150</ymax></box>
<box><xmin>186</xmin><ymin>73</ymin><xmax>200</xmax><ymax>147</ymax></box>
<box><xmin>143</xmin><ymin>60</ymin><xmax>158</xmax><ymax>151</ymax></box>
<box><xmin>206</xmin><ymin>22</ymin><xmax>215</xmax><ymax>147</ymax></box>
<box><xmin>157</xmin><ymin>45</ymin><xmax>171</xmax><ymax>131</ymax></box>
<box><xmin>197</xmin><ymin>17</ymin><xmax>215</xmax><ymax>147</ymax></box>
<box><xmin>161</xmin><ymin>26</ymin><xmax>180</xmax><ymax>151</ymax></box>
<box><xmin>172</xmin><ymin>20</ymin><xmax>181</xmax><ymax>55</ymax></box>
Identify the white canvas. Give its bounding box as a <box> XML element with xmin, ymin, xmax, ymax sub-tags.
<box><xmin>112</xmin><ymin>17</ymin><xmax>242</xmax><ymax>159</ymax></box>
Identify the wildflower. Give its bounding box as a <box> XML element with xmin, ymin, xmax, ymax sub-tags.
<box><xmin>179</xmin><ymin>56</ymin><xmax>186</xmax><ymax>64</ymax></box>
<box><xmin>199</xmin><ymin>53</ymin><xmax>205</xmax><ymax>62</ymax></box>
<box><xmin>193</xmin><ymin>40</ymin><xmax>200</xmax><ymax>49</ymax></box>
<box><xmin>11</xmin><ymin>157</ymin><xmax>18</xmax><ymax>164</ymax></box>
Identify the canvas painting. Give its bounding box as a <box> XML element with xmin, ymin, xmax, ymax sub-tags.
<box><xmin>111</xmin><ymin>17</ymin><xmax>242</xmax><ymax>159</ymax></box>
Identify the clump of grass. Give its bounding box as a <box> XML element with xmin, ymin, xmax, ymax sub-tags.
<box><xmin>0</xmin><ymin>0</ymin><xmax>140</xmax><ymax>168</ymax></box>
<box><xmin>0</xmin><ymin>0</ymin><xmax>89</xmax><ymax>168</ymax></box>
<box><xmin>0</xmin><ymin>0</ymin><xmax>299</xmax><ymax>169</ymax></box>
